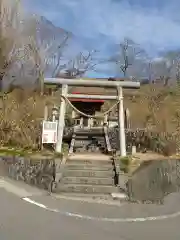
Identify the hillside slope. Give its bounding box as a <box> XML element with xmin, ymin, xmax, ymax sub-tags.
<box><xmin>123</xmin><ymin>85</ymin><xmax>180</xmax><ymax>133</ymax></box>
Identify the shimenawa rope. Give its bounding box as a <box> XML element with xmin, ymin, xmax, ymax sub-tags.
<box><xmin>60</xmin><ymin>95</ymin><xmax>119</xmax><ymax>119</ymax></box>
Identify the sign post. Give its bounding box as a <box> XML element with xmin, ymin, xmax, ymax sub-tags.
<box><xmin>42</xmin><ymin>121</ymin><xmax>58</xmax><ymax>144</ymax></box>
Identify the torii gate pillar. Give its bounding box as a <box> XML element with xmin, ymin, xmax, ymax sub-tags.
<box><xmin>117</xmin><ymin>87</ymin><xmax>126</xmax><ymax>157</ymax></box>
<box><xmin>56</xmin><ymin>84</ymin><xmax>68</xmax><ymax>153</ymax></box>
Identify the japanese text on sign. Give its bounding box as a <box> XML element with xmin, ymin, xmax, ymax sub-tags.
<box><xmin>42</xmin><ymin>121</ymin><xmax>58</xmax><ymax>144</ymax></box>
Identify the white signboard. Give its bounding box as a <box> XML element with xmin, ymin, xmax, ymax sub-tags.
<box><xmin>42</xmin><ymin>121</ymin><xmax>58</xmax><ymax>144</ymax></box>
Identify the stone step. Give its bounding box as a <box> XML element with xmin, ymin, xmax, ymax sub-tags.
<box><xmin>74</xmin><ymin>148</ymin><xmax>102</xmax><ymax>154</ymax></box>
<box><xmin>67</xmin><ymin>153</ymin><xmax>111</xmax><ymax>161</ymax></box>
<box><xmin>62</xmin><ymin>176</ymin><xmax>114</xmax><ymax>185</ymax></box>
<box><xmin>74</xmin><ymin>143</ymin><xmax>91</xmax><ymax>148</ymax></box>
<box><xmin>63</xmin><ymin>169</ymin><xmax>114</xmax><ymax>178</ymax></box>
<box><xmin>74</xmin><ymin>146</ymin><xmax>101</xmax><ymax>151</ymax></box>
<box><xmin>57</xmin><ymin>184</ymin><xmax>118</xmax><ymax>194</ymax></box>
<box><xmin>73</xmin><ymin>137</ymin><xmax>105</xmax><ymax>147</ymax></box>
<box><xmin>65</xmin><ymin>164</ymin><xmax>113</xmax><ymax>171</ymax></box>
<box><xmin>66</xmin><ymin>159</ymin><xmax>113</xmax><ymax>166</ymax></box>
<box><xmin>74</xmin><ymin>139</ymin><xmax>91</xmax><ymax>142</ymax></box>
<box><xmin>68</xmin><ymin>153</ymin><xmax>111</xmax><ymax>160</ymax></box>
<box><xmin>73</xmin><ymin>137</ymin><xmax>91</xmax><ymax>142</ymax></box>
<box><xmin>75</xmin><ymin>128</ymin><xmax>104</xmax><ymax>136</ymax></box>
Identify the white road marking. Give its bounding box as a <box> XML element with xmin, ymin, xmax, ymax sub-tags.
<box><xmin>23</xmin><ymin>197</ymin><xmax>47</xmax><ymax>209</ymax></box>
<box><xmin>22</xmin><ymin>197</ymin><xmax>180</xmax><ymax>223</ymax></box>
<box><xmin>2</xmin><ymin>177</ymin><xmax>180</xmax><ymax>223</ymax></box>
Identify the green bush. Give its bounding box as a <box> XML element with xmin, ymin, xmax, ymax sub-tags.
<box><xmin>119</xmin><ymin>156</ymin><xmax>131</xmax><ymax>173</ymax></box>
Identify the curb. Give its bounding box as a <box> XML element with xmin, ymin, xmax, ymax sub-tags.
<box><xmin>51</xmin><ymin>193</ymin><xmax>127</xmax><ymax>206</ymax></box>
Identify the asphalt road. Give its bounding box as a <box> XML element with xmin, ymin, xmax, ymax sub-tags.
<box><xmin>0</xmin><ymin>178</ymin><xmax>180</xmax><ymax>240</ymax></box>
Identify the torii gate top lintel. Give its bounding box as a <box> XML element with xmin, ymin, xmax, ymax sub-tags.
<box><xmin>44</xmin><ymin>78</ymin><xmax>140</xmax><ymax>89</ymax></box>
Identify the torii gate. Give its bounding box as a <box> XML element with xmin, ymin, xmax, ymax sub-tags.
<box><xmin>44</xmin><ymin>78</ymin><xmax>140</xmax><ymax>156</ymax></box>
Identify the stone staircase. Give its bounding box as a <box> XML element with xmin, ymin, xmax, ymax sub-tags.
<box><xmin>57</xmin><ymin>153</ymin><xmax>119</xmax><ymax>196</ymax></box>
<box><xmin>69</xmin><ymin>127</ymin><xmax>111</xmax><ymax>154</ymax></box>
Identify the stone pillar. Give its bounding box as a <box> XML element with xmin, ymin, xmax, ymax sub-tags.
<box><xmin>80</xmin><ymin>117</ymin><xmax>83</xmax><ymax>127</ymax></box>
<box><xmin>56</xmin><ymin>84</ymin><xmax>68</xmax><ymax>153</ymax></box>
<box><xmin>104</xmin><ymin>114</ymin><xmax>108</xmax><ymax>125</ymax></box>
<box><xmin>117</xmin><ymin>86</ymin><xmax>126</xmax><ymax>157</ymax></box>
<box><xmin>72</xmin><ymin>110</ymin><xmax>76</xmax><ymax>119</ymax></box>
<box><xmin>88</xmin><ymin>118</ymin><xmax>94</xmax><ymax>127</ymax></box>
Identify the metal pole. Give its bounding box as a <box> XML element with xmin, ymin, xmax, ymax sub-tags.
<box><xmin>44</xmin><ymin>105</ymin><xmax>48</xmax><ymax>121</ymax></box>
<box><xmin>56</xmin><ymin>84</ymin><xmax>68</xmax><ymax>153</ymax></box>
<box><xmin>117</xmin><ymin>87</ymin><xmax>126</xmax><ymax>157</ymax></box>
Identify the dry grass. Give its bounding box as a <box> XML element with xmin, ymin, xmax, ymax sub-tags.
<box><xmin>125</xmin><ymin>85</ymin><xmax>180</xmax><ymax>132</ymax></box>
<box><xmin>124</xmin><ymin>85</ymin><xmax>180</xmax><ymax>154</ymax></box>
<box><xmin>0</xmin><ymin>89</ymin><xmax>48</xmax><ymax>149</ymax></box>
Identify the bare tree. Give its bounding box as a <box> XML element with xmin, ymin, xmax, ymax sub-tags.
<box><xmin>159</xmin><ymin>51</ymin><xmax>180</xmax><ymax>86</ymax></box>
<box><xmin>62</xmin><ymin>50</ymin><xmax>100</xmax><ymax>77</ymax></box>
<box><xmin>175</xmin><ymin>59</ymin><xmax>180</xmax><ymax>86</ymax></box>
<box><xmin>55</xmin><ymin>50</ymin><xmax>108</xmax><ymax>78</ymax></box>
<box><xmin>23</xmin><ymin>16</ymin><xmax>70</xmax><ymax>94</ymax></box>
<box><xmin>146</xmin><ymin>60</ymin><xmax>154</xmax><ymax>83</ymax></box>
<box><xmin>0</xmin><ymin>0</ymin><xmax>30</xmax><ymax>90</ymax></box>
<box><xmin>25</xmin><ymin>18</ymin><xmax>105</xmax><ymax>93</ymax></box>
<box><xmin>144</xmin><ymin>57</ymin><xmax>172</xmax><ymax>86</ymax></box>
<box><xmin>109</xmin><ymin>38</ymin><xmax>144</xmax><ymax>77</ymax></box>
<box><xmin>119</xmin><ymin>38</ymin><xmax>132</xmax><ymax>77</ymax></box>
<box><xmin>167</xmin><ymin>52</ymin><xmax>180</xmax><ymax>87</ymax></box>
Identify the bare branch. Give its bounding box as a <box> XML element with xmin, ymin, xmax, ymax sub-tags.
<box><xmin>108</xmin><ymin>38</ymin><xmax>145</xmax><ymax>77</ymax></box>
<box><xmin>55</xmin><ymin>50</ymin><xmax>101</xmax><ymax>78</ymax></box>
<box><xmin>24</xmin><ymin>16</ymin><xmax>69</xmax><ymax>93</ymax></box>
<box><xmin>51</xmin><ymin>34</ymin><xmax>69</xmax><ymax>77</ymax></box>
<box><xmin>0</xmin><ymin>0</ymin><xmax>30</xmax><ymax>89</ymax></box>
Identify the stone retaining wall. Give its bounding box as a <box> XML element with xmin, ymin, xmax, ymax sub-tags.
<box><xmin>108</xmin><ymin>128</ymin><xmax>177</xmax><ymax>155</ymax></box>
<box><xmin>127</xmin><ymin>159</ymin><xmax>180</xmax><ymax>203</ymax></box>
<box><xmin>0</xmin><ymin>155</ymin><xmax>62</xmax><ymax>192</ymax></box>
